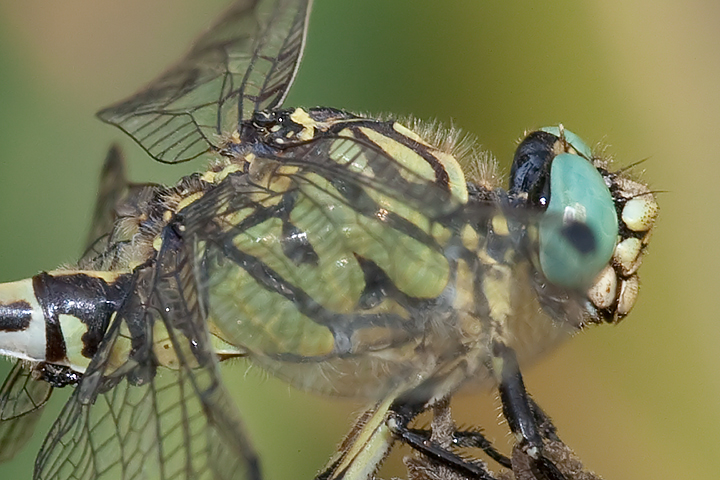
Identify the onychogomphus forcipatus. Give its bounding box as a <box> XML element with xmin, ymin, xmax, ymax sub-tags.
<box><xmin>0</xmin><ymin>1</ymin><xmax>657</xmax><ymax>479</ymax></box>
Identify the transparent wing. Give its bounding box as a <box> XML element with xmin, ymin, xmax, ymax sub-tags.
<box><xmin>80</xmin><ymin>145</ymin><xmax>132</xmax><ymax>269</ymax></box>
<box><xmin>79</xmin><ymin>146</ymin><xmax>164</xmax><ymax>271</ymax></box>
<box><xmin>97</xmin><ymin>0</ymin><xmax>312</xmax><ymax>164</ymax></box>
<box><xmin>34</xmin><ymin>235</ymin><xmax>258</xmax><ymax>480</ymax></box>
<box><xmin>84</xmin><ymin>145</ymin><xmax>128</xmax><ymax>251</ymax></box>
<box><xmin>0</xmin><ymin>361</ymin><xmax>52</xmax><ymax>463</ymax></box>
<box><xmin>176</xmin><ymin>134</ymin><xmax>585</xmax><ymax>399</ymax></box>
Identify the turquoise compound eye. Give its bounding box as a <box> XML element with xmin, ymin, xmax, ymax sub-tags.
<box><xmin>539</xmin><ymin>152</ymin><xmax>618</xmax><ymax>289</ymax></box>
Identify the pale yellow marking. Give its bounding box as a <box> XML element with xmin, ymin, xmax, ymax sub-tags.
<box><xmin>475</xmin><ymin>244</ymin><xmax>497</xmax><ymax>265</ymax></box>
<box><xmin>103</xmin><ymin>312</ymin><xmax>132</xmax><ymax>376</ymax></box>
<box><xmin>392</xmin><ymin>122</ymin><xmax>431</xmax><ymax>147</ymax></box>
<box><xmin>491</xmin><ymin>354</ymin><xmax>506</xmax><ymax>386</ymax></box>
<box><xmin>461</xmin><ymin>224</ymin><xmax>479</xmax><ymax>250</ymax></box>
<box><xmin>331</xmin><ymin>132</ymin><xmax>373</xmax><ymax>176</ymax></box>
<box><xmin>290</xmin><ymin>108</ymin><xmax>317</xmax><ymax>141</ymax></box>
<box><xmin>163</xmin><ymin>210</ymin><xmax>173</xmax><ymax>223</ymax></box>
<box><xmin>247</xmin><ymin>160</ymin><xmax>299</xmax><ymax>194</ymax></box>
<box><xmin>215</xmin><ymin>163</ymin><xmax>242</xmax><ymax>182</ymax></box>
<box><xmin>58</xmin><ymin>314</ymin><xmax>92</xmax><ymax>372</ymax></box>
<box><xmin>434</xmin><ymin>150</ymin><xmax>469</xmax><ymax>204</ymax></box>
<box><xmin>0</xmin><ymin>278</ymin><xmax>38</xmax><ymax>309</ymax></box>
<box><xmin>365</xmin><ymin>124</ymin><xmax>467</xmax><ymax>204</ymax></box>
<box><xmin>456</xmin><ymin>260</ymin><xmax>482</xmax><ymax>338</ymax></box>
<box><xmin>483</xmin><ymin>264</ymin><xmax>512</xmax><ymax>329</ymax></box>
<box><xmin>492</xmin><ymin>214</ymin><xmax>510</xmax><ymax>236</ymax></box>
<box><xmin>256</xmin><ymin>191</ymin><xmax>284</xmax><ymax>208</ymax></box>
<box><xmin>266</xmin><ymin>165</ymin><xmax>299</xmax><ymax>193</ymax></box>
<box><xmin>359</xmin><ymin>126</ymin><xmax>436</xmax><ymax>184</ymax></box>
<box><xmin>394</xmin><ymin>121</ymin><xmax>471</xmax><ymax>202</ymax></box>
<box><xmin>152</xmin><ymin>236</ymin><xmax>163</xmax><ymax>252</ymax></box>
<box><xmin>336</xmin><ymin>127</ymin><xmax>354</xmax><ymax>139</ymax></box>
<box><xmin>0</xmin><ymin>278</ymin><xmax>46</xmax><ymax>363</ymax></box>
<box><xmin>201</xmin><ymin>163</ymin><xmax>242</xmax><ymax>184</ymax></box>
<box><xmin>152</xmin><ymin>321</ymin><xmax>184</xmax><ymax>370</ymax></box>
<box><xmin>220</xmin><ymin>208</ymin><xmax>255</xmax><ymax>233</ymax></box>
<box><xmin>431</xmin><ymin>222</ymin><xmax>451</xmax><ymax>245</ymax></box>
<box><xmin>201</xmin><ymin>170</ymin><xmax>216</xmax><ymax>183</ymax></box>
<box><xmin>176</xmin><ymin>191</ymin><xmax>204</xmax><ymax>213</ymax></box>
<box><xmin>276</xmin><ymin>165</ymin><xmax>300</xmax><ymax>176</ymax></box>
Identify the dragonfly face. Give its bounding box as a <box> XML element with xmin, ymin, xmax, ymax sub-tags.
<box><xmin>0</xmin><ymin>1</ymin><xmax>657</xmax><ymax>479</ymax></box>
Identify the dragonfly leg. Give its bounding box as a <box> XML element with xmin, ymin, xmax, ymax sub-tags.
<box><xmin>449</xmin><ymin>429</ymin><xmax>512</xmax><ymax>469</ymax></box>
<box><xmin>493</xmin><ymin>341</ymin><xmax>568</xmax><ymax>480</ymax></box>
<box><xmin>395</xmin><ymin>430</ymin><xmax>497</xmax><ymax>480</ymax></box>
<box><xmin>387</xmin><ymin>398</ymin><xmax>499</xmax><ymax>480</ymax></box>
<box><xmin>403</xmin><ymin>426</ymin><xmax>512</xmax><ymax>469</ymax></box>
<box><xmin>401</xmin><ymin>396</ymin><xmax>511</xmax><ymax>470</ymax></box>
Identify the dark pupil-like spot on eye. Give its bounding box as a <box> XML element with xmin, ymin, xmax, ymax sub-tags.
<box><xmin>561</xmin><ymin>221</ymin><xmax>596</xmax><ymax>255</ymax></box>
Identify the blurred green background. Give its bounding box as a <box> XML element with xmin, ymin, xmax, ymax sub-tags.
<box><xmin>0</xmin><ymin>1</ymin><xmax>716</xmax><ymax>479</ymax></box>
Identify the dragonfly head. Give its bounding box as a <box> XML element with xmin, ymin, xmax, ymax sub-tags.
<box><xmin>511</xmin><ymin>126</ymin><xmax>657</xmax><ymax>324</ymax></box>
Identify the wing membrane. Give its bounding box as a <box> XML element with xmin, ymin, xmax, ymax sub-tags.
<box><xmin>175</xmin><ymin>133</ymin><xmax>583</xmax><ymax>399</ymax></box>
<box><xmin>84</xmin><ymin>145</ymin><xmax>128</xmax><ymax>250</ymax></box>
<box><xmin>35</xmin><ymin>365</ymin><xmax>255</xmax><ymax>480</ymax></box>
<box><xmin>175</xmin><ymin>135</ymin><xmax>484</xmax><ymax>397</ymax></box>
<box><xmin>35</xmin><ymin>235</ymin><xmax>258</xmax><ymax>480</ymax></box>
<box><xmin>0</xmin><ymin>362</ymin><xmax>52</xmax><ymax>463</ymax></box>
<box><xmin>97</xmin><ymin>0</ymin><xmax>312</xmax><ymax>164</ymax></box>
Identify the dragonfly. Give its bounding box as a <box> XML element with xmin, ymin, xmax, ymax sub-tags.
<box><xmin>0</xmin><ymin>1</ymin><xmax>658</xmax><ymax>479</ymax></box>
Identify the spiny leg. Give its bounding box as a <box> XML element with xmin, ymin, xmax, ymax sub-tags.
<box><xmin>389</xmin><ymin>397</ymin><xmax>499</xmax><ymax>480</ymax></box>
<box><xmin>447</xmin><ymin>430</ymin><xmax>512</xmax><ymax>469</ymax></box>
<box><xmin>405</xmin><ymin>399</ymin><xmax>511</xmax><ymax>470</ymax></box>
<box><xmin>493</xmin><ymin>341</ymin><xmax>567</xmax><ymax>480</ymax></box>
<box><xmin>404</xmin><ymin>427</ymin><xmax>512</xmax><ymax>470</ymax></box>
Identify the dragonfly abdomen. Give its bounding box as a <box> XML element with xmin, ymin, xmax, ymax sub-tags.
<box><xmin>0</xmin><ymin>270</ymin><xmax>131</xmax><ymax>376</ymax></box>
